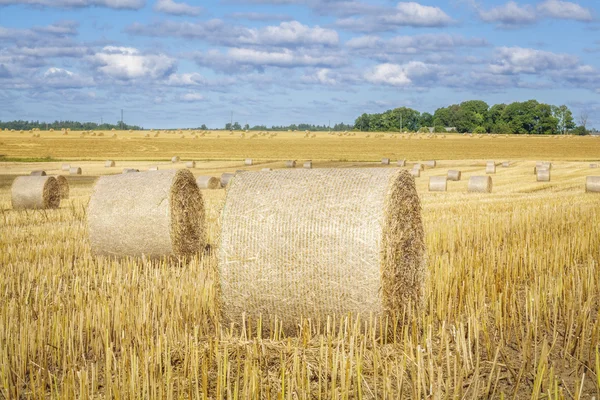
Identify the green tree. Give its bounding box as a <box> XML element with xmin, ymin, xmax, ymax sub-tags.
<box><xmin>419</xmin><ymin>112</ymin><xmax>433</xmax><ymax>128</ymax></box>
<box><xmin>233</xmin><ymin>122</ymin><xmax>242</xmax><ymax>130</ymax></box>
<box><xmin>551</xmin><ymin>105</ymin><xmax>575</xmax><ymax>134</ymax></box>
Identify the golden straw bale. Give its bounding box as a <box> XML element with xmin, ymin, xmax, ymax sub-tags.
<box><xmin>30</xmin><ymin>170</ymin><xmax>46</xmax><ymax>176</ymax></box>
<box><xmin>69</xmin><ymin>167</ymin><xmax>82</xmax><ymax>175</ymax></box>
<box><xmin>261</xmin><ymin>168</ymin><xmax>272</xmax><ymax>172</ymax></box>
<box><xmin>536</xmin><ymin>169</ymin><xmax>551</xmax><ymax>182</ymax></box>
<box><xmin>397</xmin><ymin>159</ymin><xmax>406</xmax><ymax>167</ymax></box>
<box><xmin>486</xmin><ymin>161</ymin><xmax>496</xmax><ymax>174</ymax></box>
<box><xmin>11</xmin><ymin>176</ymin><xmax>60</xmax><ymax>209</ymax></box>
<box><xmin>502</xmin><ymin>161</ymin><xmax>510</xmax><ymax>168</ymax></box>
<box><xmin>424</xmin><ymin>160</ymin><xmax>436</xmax><ymax>168</ymax></box>
<box><xmin>52</xmin><ymin>175</ymin><xmax>69</xmax><ymax>199</ymax></box>
<box><xmin>429</xmin><ymin>176</ymin><xmax>447</xmax><ymax>192</ymax></box>
<box><xmin>585</xmin><ymin>176</ymin><xmax>600</xmax><ymax>193</ymax></box>
<box><xmin>410</xmin><ymin>169</ymin><xmax>421</xmax><ymax>177</ymax></box>
<box><xmin>285</xmin><ymin>160</ymin><xmax>296</xmax><ymax>168</ymax></box>
<box><xmin>61</xmin><ymin>164</ymin><xmax>70</xmax><ymax>171</ymax></box>
<box><xmin>245</xmin><ymin>158</ymin><xmax>253</xmax><ymax>166</ymax></box>
<box><xmin>221</xmin><ymin>173</ymin><xmax>236</xmax><ymax>188</ymax></box>
<box><xmin>171</xmin><ymin>156</ymin><xmax>180</xmax><ymax>163</ymax></box>
<box><xmin>303</xmin><ymin>161</ymin><xmax>312</xmax><ymax>169</ymax></box>
<box><xmin>381</xmin><ymin>158</ymin><xmax>390</xmax><ymax>165</ymax></box>
<box><xmin>447</xmin><ymin>170</ymin><xmax>461</xmax><ymax>181</ymax></box>
<box><xmin>105</xmin><ymin>160</ymin><xmax>115</xmax><ymax>168</ymax></box>
<box><xmin>196</xmin><ymin>176</ymin><xmax>220</xmax><ymax>189</ymax></box>
<box><xmin>413</xmin><ymin>163</ymin><xmax>424</xmax><ymax>171</ymax></box>
<box><xmin>186</xmin><ymin>161</ymin><xmax>196</xmax><ymax>168</ymax></box>
<box><xmin>468</xmin><ymin>176</ymin><xmax>492</xmax><ymax>193</ymax></box>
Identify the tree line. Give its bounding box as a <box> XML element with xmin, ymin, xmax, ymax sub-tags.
<box><xmin>0</xmin><ymin>120</ymin><xmax>143</xmax><ymax>131</ymax></box>
<box><xmin>354</xmin><ymin>100</ymin><xmax>591</xmax><ymax>135</ymax></box>
<box><xmin>224</xmin><ymin>122</ymin><xmax>354</xmax><ymax>131</ymax></box>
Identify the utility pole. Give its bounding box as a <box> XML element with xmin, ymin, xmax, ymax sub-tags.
<box><xmin>101</xmin><ymin>116</ymin><xmax>103</xmax><ymax>125</ymax></box>
<box><xmin>230</xmin><ymin>111</ymin><xmax>233</xmax><ymax>129</ymax></box>
<box><xmin>121</xmin><ymin>109</ymin><xmax>124</xmax><ymax>129</ymax></box>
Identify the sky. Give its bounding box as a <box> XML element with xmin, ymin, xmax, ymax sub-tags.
<box><xmin>0</xmin><ymin>0</ymin><xmax>599</xmax><ymax>129</ymax></box>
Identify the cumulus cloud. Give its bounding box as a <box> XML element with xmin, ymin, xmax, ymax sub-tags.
<box><xmin>0</xmin><ymin>0</ymin><xmax>145</xmax><ymax>9</ymax></box>
<box><xmin>478</xmin><ymin>1</ymin><xmax>537</xmax><ymax>27</ymax></box>
<box><xmin>537</xmin><ymin>0</ymin><xmax>593</xmax><ymax>21</ymax></box>
<box><xmin>180</xmin><ymin>92</ymin><xmax>205</xmax><ymax>102</ymax></box>
<box><xmin>489</xmin><ymin>46</ymin><xmax>578</xmax><ymax>74</ymax></box>
<box><xmin>365</xmin><ymin>61</ymin><xmax>443</xmax><ymax>86</ymax></box>
<box><xmin>477</xmin><ymin>0</ymin><xmax>594</xmax><ymax>27</ymax></box>
<box><xmin>226</xmin><ymin>12</ymin><xmax>293</xmax><ymax>21</ymax></box>
<box><xmin>42</xmin><ymin>67</ymin><xmax>94</xmax><ymax>88</ymax></box>
<box><xmin>89</xmin><ymin>46</ymin><xmax>177</xmax><ymax>80</ymax></box>
<box><xmin>153</xmin><ymin>0</ymin><xmax>201</xmax><ymax>16</ymax></box>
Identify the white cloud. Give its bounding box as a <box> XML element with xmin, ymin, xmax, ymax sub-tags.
<box><xmin>537</xmin><ymin>0</ymin><xmax>593</xmax><ymax>21</ymax></box>
<box><xmin>153</xmin><ymin>0</ymin><xmax>201</xmax><ymax>16</ymax></box>
<box><xmin>180</xmin><ymin>93</ymin><xmax>204</xmax><ymax>102</ymax></box>
<box><xmin>226</xmin><ymin>48</ymin><xmax>344</xmax><ymax>67</ymax></box>
<box><xmin>0</xmin><ymin>0</ymin><xmax>145</xmax><ymax>9</ymax></box>
<box><xmin>90</xmin><ymin>46</ymin><xmax>177</xmax><ymax>80</ymax></box>
<box><xmin>489</xmin><ymin>46</ymin><xmax>578</xmax><ymax>74</ymax></box>
<box><xmin>42</xmin><ymin>67</ymin><xmax>94</xmax><ymax>88</ymax></box>
<box><xmin>302</xmin><ymin>68</ymin><xmax>339</xmax><ymax>85</ymax></box>
<box><xmin>382</xmin><ymin>2</ymin><xmax>454</xmax><ymax>27</ymax></box>
<box><xmin>478</xmin><ymin>1</ymin><xmax>537</xmax><ymax>27</ymax></box>
<box><xmin>365</xmin><ymin>61</ymin><xmax>442</xmax><ymax>86</ymax></box>
<box><xmin>245</xmin><ymin>21</ymin><xmax>339</xmax><ymax>47</ymax></box>
<box><xmin>347</xmin><ymin>33</ymin><xmax>487</xmax><ymax>54</ymax></box>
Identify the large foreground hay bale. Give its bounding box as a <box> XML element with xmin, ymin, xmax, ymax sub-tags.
<box><xmin>220</xmin><ymin>169</ymin><xmax>425</xmax><ymax>328</ymax></box>
<box><xmin>61</xmin><ymin>164</ymin><xmax>70</xmax><ymax>171</ymax></box>
<box><xmin>429</xmin><ymin>176</ymin><xmax>447</xmax><ymax>192</ymax></box>
<box><xmin>30</xmin><ymin>170</ymin><xmax>46</xmax><ymax>176</ymax></box>
<box><xmin>468</xmin><ymin>176</ymin><xmax>492</xmax><ymax>193</ymax></box>
<box><xmin>12</xmin><ymin>176</ymin><xmax>61</xmax><ymax>209</ymax></box>
<box><xmin>536</xmin><ymin>169</ymin><xmax>550</xmax><ymax>182</ymax></box>
<box><xmin>586</xmin><ymin>177</ymin><xmax>600</xmax><ymax>193</ymax></box>
<box><xmin>447</xmin><ymin>170</ymin><xmax>461</xmax><ymax>181</ymax></box>
<box><xmin>69</xmin><ymin>167</ymin><xmax>82</xmax><ymax>175</ymax></box>
<box><xmin>221</xmin><ymin>173</ymin><xmax>236</xmax><ymax>188</ymax></box>
<box><xmin>196</xmin><ymin>176</ymin><xmax>220</xmax><ymax>189</ymax></box>
<box><xmin>245</xmin><ymin>158</ymin><xmax>253</xmax><ymax>166</ymax></box>
<box><xmin>87</xmin><ymin>170</ymin><xmax>205</xmax><ymax>258</ymax></box>
<box><xmin>486</xmin><ymin>162</ymin><xmax>496</xmax><ymax>174</ymax></box>
<box><xmin>53</xmin><ymin>175</ymin><xmax>69</xmax><ymax>199</ymax></box>
<box><xmin>105</xmin><ymin>160</ymin><xmax>115</xmax><ymax>168</ymax></box>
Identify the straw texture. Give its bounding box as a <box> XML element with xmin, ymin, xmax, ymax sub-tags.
<box><xmin>219</xmin><ymin>168</ymin><xmax>425</xmax><ymax>329</ymax></box>
<box><xmin>303</xmin><ymin>161</ymin><xmax>312</xmax><ymax>169</ymax></box>
<box><xmin>245</xmin><ymin>159</ymin><xmax>253</xmax><ymax>166</ymax></box>
<box><xmin>196</xmin><ymin>176</ymin><xmax>220</xmax><ymax>189</ymax></box>
<box><xmin>87</xmin><ymin>170</ymin><xmax>205</xmax><ymax>259</ymax></box>
<box><xmin>285</xmin><ymin>160</ymin><xmax>296</xmax><ymax>168</ymax></box>
<box><xmin>69</xmin><ymin>167</ymin><xmax>82</xmax><ymax>175</ymax></box>
<box><xmin>30</xmin><ymin>170</ymin><xmax>46</xmax><ymax>176</ymax></box>
<box><xmin>486</xmin><ymin>162</ymin><xmax>496</xmax><ymax>174</ymax></box>
<box><xmin>429</xmin><ymin>177</ymin><xmax>447</xmax><ymax>192</ymax></box>
<box><xmin>447</xmin><ymin>170</ymin><xmax>461</xmax><ymax>181</ymax></box>
<box><xmin>381</xmin><ymin>158</ymin><xmax>390</xmax><ymax>165</ymax></box>
<box><xmin>11</xmin><ymin>176</ymin><xmax>61</xmax><ymax>209</ymax></box>
<box><xmin>61</xmin><ymin>164</ymin><xmax>70</xmax><ymax>171</ymax></box>
<box><xmin>186</xmin><ymin>161</ymin><xmax>196</xmax><ymax>168</ymax></box>
<box><xmin>586</xmin><ymin>177</ymin><xmax>600</xmax><ymax>193</ymax></box>
<box><xmin>536</xmin><ymin>169</ymin><xmax>551</xmax><ymax>182</ymax></box>
<box><xmin>105</xmin><ymin>160</ymin><xmax>115</xmax><ymax>167</ymax></box>
<box><xmin>468</xmin><ymin>176</ymin><xmax>492</xmax><ymax>193</ymax></box>
<box><xmin>221</xmin><ymin>173</ymin><xmax>235</xmax><ymax>188</ymax></box>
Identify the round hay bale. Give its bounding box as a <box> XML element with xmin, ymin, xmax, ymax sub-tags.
<box><xmin>429</xmin><ymin>176</ymin><xmax>447</xmax><ymax>192</ymax></box>
<box><xmin>11</xmin><ymin>176</ymin><xmax>61</xmax><ymax>209</ymax></box>
<box><xmin>221</xmin><ymin>172</ymin><xmax>236</xmax><ymax>188</ymax></box>
<box><xmin>196</xmin><ymin>176</ymin><xmax>220</xmax><ymax>189</ymax></box>
<box><xmin>69</xmin><ymin>167</ymin><xmax>82</xmax><ymax>175</ymax></box>
<box><xmin>586</xmin><ymin>177</ymin><xmax>600</xmax><ymax>192</ymax></box>
<box><xmin>486</xmin><ymin>162</ymin><xmax>496</xmax><ymax>174</ymax></box>
<box><xmin>30</xmin><ymin>170</ymin><xmax>46</xmax><ymax>176</ymax></box>
<box><xmin>381</xmin><ymin>158</ymin><xmax>390</xmax><ymax>165</ymax></box>
<box><xmin>87</xmin><ymin>170</ymin><xmax>205</xmax><ymax>258</ymax></box>
<box><xmin>303</xmin><ymin>161</ymin><xmax>312</xmax><ymax>169</ymax></box>
<box><xmin>397</xmin><ymin>159</ymin><xmax>406</xmax><ymax>167</ymax></box>
<box><xmin>122</xmin><ymin>168</ymin><xmax>139</xmax><ymax>173</ymax></box>
<box><xmin>502</xmin><ymin>161</ymin><xmax>510</xmax><ymax>168</ymax></box>
<box><xmin>148</xmin><ymin>166</ymin><xmax>159</xmax><ymax>171</ymax></box>
<box><xmin>590</xmin><ymin>164</ymin><xmax>598</xmax><ymax>169</ymax></box>
<box><xmin>536</xmin><ymin>161</ymin><xmax>552</xmax><ymax>170</ymax></box>
<box><xmin>261</xmin><ymin>168</ymin><xmax>273</xmax><ymax>172</ymax></box>
<box><xmin>468</xmin><ymin>176</ymin><xmax>492</xmax><ymax>193</ymax></box>
<box><xmin>413</xmin><ymin>163</ymin><xmax>424</xmax><ymax>171</ymax></box>
<box><xmin>105</xmin><ymin>160</ymin><xmax>115</xmax><ymax>168</ymax></box>
<box><xmin>447</xmin><ymin>170</ymin><xmax>461</xmax><ymax>181</ymax></box>
<box><xmin>424</xmin><ymin>160</ymin><xmax>436</xmax><ymax>168</ymax></box>
<box><xmin>53</xmin><ymin>175</ymin><xmax>69</xmax><ymax>199</ymax></box>
<box><xmin>171</xmin><ymin>156</ymin><xmax>180</xmax><ymax>163</ymax></box>
<box><xmin>61</xmin><ymin>164</ymin><xmax>71</xmax><ymax>171</ymax></box>
<box><xmin>245</xmin><ymin>158</ymin><xmax>253</xmax><ymax>166</ymax></box>
<box><xmin>285</xmin><ymin>160</ymin><xmax>296</xmax><ymax>168</ymax></box>
<box><xmin>219</xmin><ymin>169</ymin><xmax>425</xmax><ymax>329</ymax></box>
<box><xmin>410</xmin><ymin>168</ymin><xmax>421</xmax><ymax>177</ymax></box>
<box><xmin>536</xmin><ymin>169</ymin><xmax>550</xmax><ymax>182</ymax></box>
<box><xmin>186</xmin><ymin>161</ymin><xmax>196</xmax><ymax>168</ymax></box>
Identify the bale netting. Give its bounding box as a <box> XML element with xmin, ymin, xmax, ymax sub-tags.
<box><xmin>11</xmin><ymin>176</ymin><xmax>61</xmax><ymax>210</ymax></box>
<box><xmin>245</xmin><ymin>158</ymin><xmax>253</xmax><ymax>166</ymax></box>
<box><xmin>221</xmin><ymin>173</ymin><xmax>236</xmax><ymax>188</ymax></box>
<box><xmin>87</xmin><ymin>170</ymin><xmax>205</xmax><ymax>259</ymax></box>
<box><xmin>30</xmin><ymin>170</ymin><xmax>46</xmax><ymax>176</ymax></box>
<box><xmin>61</xmin><ymin>164</ymin><xmax>70</xmax><ymax>171</ymax></box>
<box><xmin>536</xmin><ymin>169</ymin><xmax>551</xmax><ymax>182</ymax></box>
<box><xmin>171</xmin><ymin>156</ymin><xmax>180</xmax><ymax>163</ymax></box>
<box><xmin>105</xmin><ymin>160</ymin><xmax>115</xmax><ymax>168</ymax></box>
<box><xmin>586</xmin><ymin>177</ymin><xmax>600</xmax><ymax>193</ymax></box>
<box><xmin>486</xmin><ymin>162</ymin><xmax>496</xmax><ymax>174</ymax></box>
<box><xmin>219</xmin><ymin>168</ymin><xmax>425</xmax><ymax>330</ymax></box>
<box><xmin>196</xmin><ymin>176</ymin><xmax>220</xmax><ymax>189</ymax></box>
<box><xmin>53</xmin><ymin>175</ymin><xmax>69</xmax><ymax>199</ymax></box>
<box><xmin>303</xmin><ymin>161</ymin><xmax>312</xmax><ymax>169</ymax></box>
<box><xmin>429</xmin><ymin>176</ymin><xmax>447</xmax><ymax>192</ymax></box>
<box><xmin>468</xmin><ymin>176</ymin><xmax>492</xmax><ymax>193</ymax></box>
<box><xmin>424</xmin><ymin>160</ymin><xmax>436</xmax><ymax>168</ymax></box>
<box><xmin>381</xmin><ymin>158</ymin><xmax>390</xmax><ymax>165</ymax></box>
<box><xmin>285</xmin><ymin>160</ymin><xmax>296</xmax><ymax>168</ymax></box>
<box><xmin>69</xmin><ymin>167</ymin><xmax>82</xmax><ymax>175</ymax></box>
<box><xmin>447</xmin><ymin>170</ymin><xmax>461</xmax><ymax>181</ymax></box>
<box><xmin>186</xmin><ymin>161</ymin><xmax>196</xmax><ymax>168</ymax></box>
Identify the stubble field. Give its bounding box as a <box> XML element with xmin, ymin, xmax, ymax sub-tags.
<box><xmin>1</xmin><ymin>130</ymin><xmax>599</xmax><ymax>399</ymax></box>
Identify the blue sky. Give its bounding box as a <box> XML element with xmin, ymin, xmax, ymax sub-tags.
<box><xmin>0</xmin><ymin>0</ymin><xmax>599</xmax><ymax>129</ymax></box>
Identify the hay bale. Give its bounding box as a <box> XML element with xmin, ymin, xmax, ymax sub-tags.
<box><xmin>303</xmin><ymin>161</ymin><xmax>312</xmax><ymax>169</ymax></box>
<box><xmin>148</xmin><ymin>166</ymin><xmax>159</xmax><ymax>171</ymax></box>
<box><xmin>30</xmin><ymin>170</ymin><xmax>46</xmax><ymax>176</ymax></box>
<box><xmin>468</xmin><ymin>176</ymin><xmax>492</xmax><ymax>193</ymax></box>
<box><xmin>61</xmin><ymin>164</ymin><xmax>70</xmax><ymax>171</ymax></box>
<box><xmin>381</xmin><ymin>158</ymin><xmax>390</xmax><ymax>165</ymax></box>
<box><xmin>11</xmin><ymin>176</ymin><xmax>61</xmax><ymax>209</ymax></box>
<box><xmin>69</xmin><ymin>167</ymin><xmax>82</xmax><ymax>175</ymax></box>
<box><xmin>52</xmin><ymin>175</ymin><xmax>69</xmax><ymax>199</ymax></box>
<box><xmin>245</xmin><ymin>158</ymin><xmax>253</xmax><ymax>166</ymax></box>
<box><xmin>122</xmin><ymin>168</ymin><xmax>139</xmax><ymax>174</ymax></box>
<box><xmin>502</xmin><ymin>161</ymin><xmax>510</xmax><ymax>168</ymax></box>
<box><xmin>221</xmin><ymin>173</ymin><xmax>236</xmax><ymax>188</ymax></box>
<box><xmin>429</xmin><ymin>176</ymin><xmax>447</xmax><ymax>192</ymax></box>
<box><xmin>536</xmin><ymin>169</ymin><xmax>550</xmax><ymax>182</ymax></box>
<box><xmin>410</xmin><ymin>168</ymin><xmax>420</xmax><ymax>177</ymax></box>
<box><xmin>171</xmin><ymin>156</ymin><xmax>180</xmax><ymax>163</ymax></box>
<box><xmin>186</xmin><ymin>161</ymin><xmax>196</xmax><ymax>168</ymax></box>
<box><xmin>424</xmin><ymin>160</ymin><xmax>436</xmax><ymax>168</ymax></box>
<box><xmin>105</xmin><ymin>160</ymin><xmax>115</xmax><ymax>168</ymax></box>
<box><xmin>536</xmin><ymin>161</ymin><xmax>552</xmax><ymax>170</ymax></box>
<box><xmin>486</xmin><ymin>161</ymin><xmax>496</xmax><ymax>174</ymax></box>
<box><xmin>590</xmin><ymin>164</ymin><xmax>598</xmax><ymax>168</ymax></box>
<box><xmin>285</xmin><ymin>160</ymin><xmax>296</xmax><ymax>168</ymax></box>
<box><xmin>87</xmin><ymin>170</ymin><xmax>205</xmax><ymax>258</ymax></box>
<box><xmin>219</xmin><ymin>169</ymin><xmax>424</xmax><ymax>328</ymax></box>
<box><xmin>413</xmin><ymin>163</ymin><xmax>424</xmax><ymax>171</ymax></box>
<box><xmin>261</xmin><ymin>168</ymin><xmax>273</xmax><ymax>172</ymax></box>
<box><xmin>447</xmin><ymin>170</ymin><xmax>461</xmax><ymax>181</ymax></box>
<box><xmin>196</xmin><ymin>176</ymin><xmax>220</xmax><ymax>189</ymax></box>
<box><xmin>586</xmin><ymin>177</ymin><xmax>600</xmax><ymax>193</ymax></box>
<box><xmin>397</xmin><ymin>159</ymin><xmax>406</xmax><ymax>167</ymax></box>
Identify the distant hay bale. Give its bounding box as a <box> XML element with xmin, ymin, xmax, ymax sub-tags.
<box><xmin>148</xmin><ymin>166</ymin><xmax>159</xmax><ymax>171</ymax></box>
<box><xmin>424</xmin><ymin>160</ymin><xmax>436</xmax><ymax>168</ymax></box>
<box><xmin>171</xmin><ymin>156</ymin><xmax>180</xmax><ymax>163</ymax></box>
<box><xmin>30</xmin><ymin>170</ymin><xmax>46</xmax><ymax>176</ymax></box>
<box><xmin>410</xmin><ymin>168</ymin><xmax>421</xmax><ymax>177</ymax></box>
<box><xmin>397</xmin><ymin>159</ymin><xmax>406</xmax><ymax>167</ymax></box>
<box><xmin>536</xmin><ymin>169</ymin><xmax>550</xmax><ymax>182</ymax></box>
<box><xmin>11</xmin><ymin>176</ymin><xmax>60</xmax><ymax>210</ymax></box>
<box><xmin>196</xmin><ymin>176</ymin><xmax>220</xmax><ymax>189</ymax></box>
<box><xmin>447</xmin><ymin>170</ymin><xmax>461</xmax><ymax>181</ymax></box>
<box><xmin>590</xmin><ymin>163</ymin><xmax>598</xmax><ymax>168</ymax></box>
<box><xmin>53</xmin><ymin>175</ymin><xmax>69</xmax><ymax>199</ymax></box>
<box><xmin>61</xmin><ymin>164</ymin><xmax>70</xmax><ymax>171</ymax></box>
<box><xmin>285</xmin><ymin>160</ymin><xmax>296</xmax><ymax>168</ymax></box>
<box><xmin>221</xmin><ymin>173</ymin><xmax>236</xmax><ymax>188</ymax></box>
<box><xmin>261</xmin><ymin>168</ymin><xmax>272</xmax><ymax>172</ymax></box>
<box><xmin>502</xmin><ymin>161</ymin><xmax>510</xmax><ymax>167</ymax></box>
<box><xmin>245</xmin><ymin>158</ymin><xmax>253</xmax><ymax>166</ymax></box>
<box><xmin>468</xmin><ymin>176</ymin><xmax>492</xmax><ymax>193</ymax></box>
<box><xmin>303</xmin><ymin>161</ymin><xmax>312</xmax><ymax>169</ymax></box>
<box><xmin>219</xmin><ymin>168</ymin><xmax>425</xmax><ymax>329</ymax></box>
<box><xmin>87</xmin><ymin>170</ymin><xmax>205</xmax><ymax>259</ymax></box>
<box><xmin>536</xmin><ymin>161</ymin><xmax>552</xmax><ymax>170</ymax></box>
<box><xmin>122</xmin><ymin>168</ymin><xmax>139</xmax><ymax>173</ymax></box>
<box><xmin>381</xmin><ymin>158</ymin><xmax>390</xmax><ymax>165</ymax></box>
<box><xmin>186</xmin><ymin>161</ymin><xmax>196</xmax><ymax>168</ymax></box>
<box><xmin>69</xmin><ymin>167</ymin><xmax>82</xmax><ymax>175</ymax></box>
<box><xmin>586</xmin><ymin>177</ymin><xmax>600</xmax><ymax>193</ymax></box>
<box><xmin>486</xmin><ymin>161</ymin><xmax>496</xmax><ymax>174</ymax></box>
<box><xmin>105</xmin><ymin>160</ymin><xmax>115</xmax><ymax>168</ymax></box>
<box><xmin>429</xmin><ymin>176</ymin><xmax>447</xmax><ymax>192</ymax></box>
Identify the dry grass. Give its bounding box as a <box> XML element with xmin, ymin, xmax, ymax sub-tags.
<box><xmin>0</xmin><ymin>151</ymin><xmax>599</xmax><ymax>398</ymax></box>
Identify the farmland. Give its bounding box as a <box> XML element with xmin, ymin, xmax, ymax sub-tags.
<box><xmin>1</xmin><ymin>131</ymin><xmax>599</xmax><ymax>398</ymax></box>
